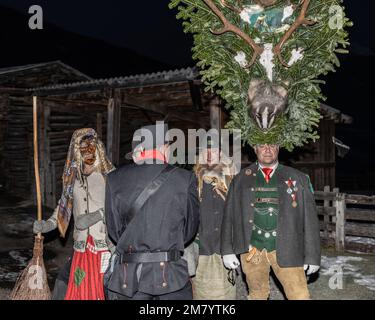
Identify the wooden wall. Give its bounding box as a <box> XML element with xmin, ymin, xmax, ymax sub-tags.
<box><xmin>41</xmin><ymin>97</ymin><xmax>108</xmax><ymax>208</ymax></box>
<box><xmin>119</xmin><ymin>82</ymin><xmax>211</xmax><ymax>166</ymax></box>
<box><xmin>291</xmin><ymin>119</ymin><xmax>336</xmax><ymax>190</ymax></box>
<box><xmin>0</xmin><ymin>94</ymin><xmax>10</xmax><ymax>185</ymax></box>
<box><xmin>0</xmin><ymin>94</ymin><xmax>109</xmax><ymax>205</ymax></box>
<box><xmin>119</xmin><ymin>106</ymin><xmax>164</xmax><ymax>166</ymax></box>
<box><xmin>1</xmin><ymin>96</ymin><xmax>33</xmax><ymax>196</ymax></box>
<box><xmin>0</xmin><ymin>81</ymin><xmax>341</xmax><ymax>207</ymax></box>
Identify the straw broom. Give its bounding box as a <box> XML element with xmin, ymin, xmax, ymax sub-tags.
<box><xmin>10</xmin><ymin>96</ymin><xmax>51</xmax><ymax>300</ymax></box>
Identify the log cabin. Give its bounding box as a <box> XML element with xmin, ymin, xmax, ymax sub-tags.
<box><xmin>0</xmin><ymin>61</ymin><xmax>352</xmax><ymax>208</ymax></box>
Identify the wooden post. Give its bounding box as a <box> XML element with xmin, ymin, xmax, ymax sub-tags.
<box><xmin>106</xmin><ymin>89</ymin><xmax>121</xmax><ymax>166</ymax></box>
<box><xmin>115</xmin><ymin>93</ymin><xmax>121</xmax><ymax>165</ymax></box>
<box><xmin>323</xmin><ymin>185</ymin><xmax>330</xmax><ymax>239</ymax></box>
<box><xmin>37</xmin><ymin>98</ymin><xmax>55</xmax><ymax>208</ymax></box>
<box><xmin>107</xmin><ymin>97</ymin><xmax>114</xmax><ymax>161</ymax></box>
<box><xmin>43</xmin><ymin>103</ymin><xmax>54</xmax><ymax>208</ymax></box>
<box><xmin>332</xmin><ymin>187</ymin><xmax>339</xmax><ymax>224</ymax></box>
<box><xmin>96</xmin><ymin>113</ymin><xmax>103</xmax><ymax>140</ymax></box>
<box><xmin>209</xmin><ymin>97</ymin><xmax>222</xmax><ymax>152</ymax></box>
<box><xmin>51</xmin><ymin>162</ymin><xmax>56</xmax><ymax>208</ymax></box>
<box><xmin>0</xmin><ymin>94</ymin><xmax>9</xmax><ymax>187</ymax></box>
<box><xmin>334</xmin><ymin>189</ymin><xmax>346</xmax><ymax>252</ymax></box>
<box><xmin>209</xmin><ymin>97</ymin><xmax>221</xmax><ymax>132</ymax></box>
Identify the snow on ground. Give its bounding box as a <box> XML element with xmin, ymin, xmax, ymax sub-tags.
<box><xmin>321</xmin><ymin>255</ymin><xmax>375</xmax><ymax>291</ymax></box>
<box><xmin>346</xmin><ymin>236</ymin><xmax>375</xmax><ymax>245</ymax></box>
<box><xmin>354</xmin><ymin>276</ymin><xmax>375</xmax><ymax>291</ymax></box>
<box><xmin>0</xmin><ymin>288</ymin><xmax>10</xmax><ymax>300</ymax></box>
<box><xmin>1</xmin><ymin>196</ymin><xmax>374</xmax><ymax>300</ymax></box>
<box><xmin>8</xmin><ymin>250</ymin><xmax>28</xmax><ymax>268</ymax></box>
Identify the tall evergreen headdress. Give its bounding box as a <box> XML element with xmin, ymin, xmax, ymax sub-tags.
<box><xmin>169</xmin><ymin>0</ymin><xmax>352</xmax><ymax>150</ymax></box>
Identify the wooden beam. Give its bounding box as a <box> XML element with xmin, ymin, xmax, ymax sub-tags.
<box><xmin>106</xmin><ymin>98</ymin><xmax>115</xmax><ymax>162</ymax></box>
<box><xmin>35</xmin><ymin>98</ymin><xmax>55</xmax><ymax>209</ymax></box>
<box><xmin>346</xmin><ymin>222</ymin><xmax>375</xmax><ymax>238</ymax></box>
<box><xmin>334</xmin><ymin>189</ymin><xmax>346</xmax><ymax>252</ymax></box>
<box><xmin>123</xmin><ymin>98</ymin><xmax>209</xmax><ymax>128</ymax></box>
<box><xmin>323</xmin><ymin>185</ymin><xmax>330</xmax><ymax>240</ymax></box>
<box><xmin>106</xmin><ymin>89</ymin><xmax>121</xmax><ymax>166</ymax></box>
<box><xmin>188</xmin><ymin>80</ymin><xmax>203</xmax><ymax>111</ymax></box>
<box><xmin>51</xmin><ymin>162</ymin><xmax>57</xmax><ymax>210</ymax></box>
<box><xmin>140</xmin><ymin>109</ymin><xmax>154</xmax><ymax>123</ymax></box>
<box><xmin>168</xmin><ymin>110</ymin><xmax>208</xmax><ymax>128</ymax></box>
<box><xmin>40</xmin><ymin>100</ymin><xmax>107</xmax><ymax>115</ymax></box>
<box><xmin>43</xmin><ymin>102</ymin><xmax>55</xmax><ymax>208</ymax></box>
<box><xmin>291</xmin><ymin>161</ymin><xmax>335</xmax><ymax>168</ymax></box>
<box><xmin>209</xmin><ymin>97</ymin><xmax>221</xmax><ymax>131</ymax></box>
<box><xmin>44</xmin><ymin>97</ymin><xmax>108</xmax><ymax>107</ymax></box>
<box><xmin>96</xmin><ymin>113</ymin><xmax>103</xmax><ymax>140</ymax></box>
<box><xmin>0</xmin><ymin>87</ymin><xmax>28</xmax><ymax>95</ymax></box>
<box><xmin>346</xmin><ymin>208</ymin><xmax>375</xmax><ymax>222</ymax></box>
<box><xmin>346</xmin><ymin>194</ymin><xmax>375</xmax><ymax>205</ymax></box>
<box><xmin>114</xmin><ymin>91</ymin><xmax>121</xmax><ymax>165</ymax></box>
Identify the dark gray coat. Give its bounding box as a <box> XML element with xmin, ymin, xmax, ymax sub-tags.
<box><xmin>198</xmin><ymin>182</ymin><xmax>226</xmax><ymax>256</ymax></box>
<box><xmin>105</xmin><ymin>163</ymin><xmax>199</xmax><ymax>297</ymax></box>
<box><xmin>221</xmin><ymin>163</ymin><xmax>321</xmax><ymax>267</ymax></box>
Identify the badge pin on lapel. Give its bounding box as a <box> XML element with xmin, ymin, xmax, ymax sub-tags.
<box><xmin>285</xmin><ymin>178</ymin><xmax>298</xmax><ymax>208</ymax></box>
<box><xmin>291</xmin><ymin>193</ymin><xmax>298</xmax><ymax>208</ymax></box>
<box><xmin>285</xmin><ymin>178</ymin><xmax>296</xmax><ymax>188</ymax></box>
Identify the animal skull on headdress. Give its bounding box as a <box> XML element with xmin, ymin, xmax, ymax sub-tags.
<box><xmin>248</xmin><ymin>80</ymin><xmax>288</xmax><ymax>130</ymax></box>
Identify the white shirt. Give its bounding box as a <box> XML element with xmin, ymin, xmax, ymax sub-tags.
<box><xmin>258</xmin><ymin>162</ymin><xmax>279</xmax><ymax>179</ymax></box>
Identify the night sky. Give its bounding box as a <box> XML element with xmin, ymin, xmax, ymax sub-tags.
<box><xmin>0</xmin><ymin>0</ymin><xmax>195</xmax><ymax>66</ymax></box>
<box><xmin>0</xmin><ymin>0</ymin><xmax>373</xmax><ymax>66</ymax></box>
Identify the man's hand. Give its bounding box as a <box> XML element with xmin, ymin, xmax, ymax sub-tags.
<box><xmin>222</xmin><ymin>254</ymin><xmax>240</xmax><ymax>270</ymax></box>
<box><xmin>304</xmin><ymin>264</ymin><xmax>320</xmax><ymax>275</ymax></box>
<box><xmin>75</xmin><ymin>209</ymin><xmax>103</xmax><ymax>230</ymax></box>
<box><xmin>33</xmin><ymin>220</ymin><xmax>56</xmax><ymax>234</ymax></box>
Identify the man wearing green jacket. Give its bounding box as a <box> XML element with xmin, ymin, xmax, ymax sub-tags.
<box><xmin>221</xmin><ymin>144</ymin><xmax>321</xmax><ymax>300</ymax></box>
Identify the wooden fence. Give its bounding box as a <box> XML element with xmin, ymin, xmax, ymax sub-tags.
<box><xmin>315</xmin><ymin>186</ymin><xmax>375</xmax><ymax>254</ymax></box>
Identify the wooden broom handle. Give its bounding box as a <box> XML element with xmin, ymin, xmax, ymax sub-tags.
<box><xmin>33</xmin><ymin>96</ymin><xmax>42</xmax><ymax>222</ymax></box>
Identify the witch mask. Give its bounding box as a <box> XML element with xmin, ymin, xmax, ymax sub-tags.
<box><xmin>79</xmin><ymin>135</ymin><xmax>97</xmax><ymax>166</ymax></box>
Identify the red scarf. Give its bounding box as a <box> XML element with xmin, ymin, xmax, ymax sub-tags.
<box><xmin>134</xmin><ymin>149</ymin><xmax>167</xmax><ymax>163</ymax></box>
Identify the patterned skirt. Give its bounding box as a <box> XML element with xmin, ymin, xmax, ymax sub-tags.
<box><xmin>65</xmin><ymin>235</ymin><xmax>111</xmax><ymax>300</ymax></box>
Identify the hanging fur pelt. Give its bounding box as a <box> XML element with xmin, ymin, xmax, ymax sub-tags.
<box><xmin>194</xmin><ymin>153</ymin><xmax>236</xmax><ymax>201</ymax></box>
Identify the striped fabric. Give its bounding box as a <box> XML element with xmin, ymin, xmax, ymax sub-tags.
<box><xmin>65</xmin><ymin>235</ymin><xmax>109</xmax><ymax>300</ymax></box>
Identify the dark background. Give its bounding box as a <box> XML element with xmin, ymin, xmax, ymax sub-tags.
<box><xmin>0</xmin><ymin>0</ymin><xmax>374</xmax><ymax>192</ymax></box>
